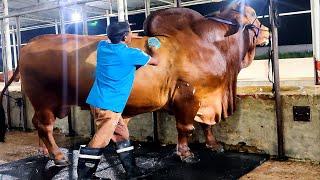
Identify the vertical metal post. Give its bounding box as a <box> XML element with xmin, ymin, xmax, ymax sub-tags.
<box><xmin>144</xmin><ymin>0</ymin><xmax>151</xmax><ymax>17</ymax></box>
<box><xmin>81</xmin><ymin>5</ymin><xmax>91</xmax><ymax>137</ymax></box>
<box><xmin>1</xmin><ymin>20</ymin><xmax>11</xmax><ymax>129</ymax></box>
<box><xmin>90</xmin><ymin>112</ymin><xmax>95</xmax><ymax>137</ymax></box>
<box><xmin>311</xmin><ymin>0</ymin><xmax>320</xmax><ymax>85</ymax></box>
<box><xmin>108</xmin><ymin>0</ymin><xmax>113</xmax><ymax>14</ymax></box>
<box><xmin>55</xmin><ymin>20</ymin><xmax>59</xmax><ymax>34</ymax></box>
<box><xmin>124</xmin><ymin>0</ymin><xmax>129</xmax><ymax>21</ymax></box>
<box><xmin>15</xmin><ymin>16</ymin><xmax>21</xmax><ymax>55</ymax></box>
<box><xmin>152</xmin><ymin>111</ymin><xmax>159</xmax><ymax>145</ymax></box>
<box><xmin>11</xmin><ymin>26</ymin><xmax>17</xmax><ymax>69</ymax></box>
<box><xmin>59</xmin><ymin>8</ymin><xmax>66</xmax><ymax>34</ymax></box>
<box><xmin>2</xmin><ymin>0</ymin><xmax>12</xmax><ymax>71</ymax></box>
<box><xmin>117</xmin><ymin>0</ymin><xmax>125</xmax><ymax>22</ymax></box>
<box><xmin>143</xmin><ymin>0</ymin><xmax>158</xmax><ymax>143</ymax></box>
<box><xmin>174</xmin><ymin>0</ymin><xmax>182</xmax><ymax>7</ymax></box>
<box><xmin>106</xmin><ymin>10</ymin><xmax>110</xmax><ymax>27</ymax></box>
<box><xmin>106</xmin><ymin>10</ymin><xmax>110</xmax><ymax>37</ymax></box>
<box><xmin>60</xmin><ymin>6</ymin><xmax>75</xmax><ymax>136</ymax></box>
<box><xmin>15</xmin><ymin>16</ymin><xmax>28</xmax><ymax>131</ymax></box>
<box><xmin>270</xmin><ymin>0</ymin><xmax>285</xmax><ymax>160</ymax></box>
<box><xmin>82</xmin><ymin>5</ymin><xmax>88</xmax><ymax>35</ymax></box>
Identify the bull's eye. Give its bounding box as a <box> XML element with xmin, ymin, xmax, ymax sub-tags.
<box><xmin>252</xmin><ymin>12</ymin><xmax>256</xmax><ymax>17</ymax></box>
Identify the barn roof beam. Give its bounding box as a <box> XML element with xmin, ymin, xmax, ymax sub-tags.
<box><xmin>0</xmin><ymin>0</ymin><xmax>100</xmax><ymax>20</ymax></box>
<box><xmin>21</xmin><ymin>14</ymin><xmax>56</xmax><ymax>25</ymax></box>
<box><xmin>157</xmin><ymin>0</ymin><xmax>174</xmax><ymax>5</ymax></box>
<box><xmin>8</xmin><ymin>0</ymin><xmax>217</xmax><ymax>33</ymax></box>
<box><xmin>86</xmin><ymin>5</ymin><xmax>108</xmax><ymax>15</ymax></box>
<box><xmin>257</xmin><ymin>10</ymin><xmax>311</xmax><ymax>18</ymax></box>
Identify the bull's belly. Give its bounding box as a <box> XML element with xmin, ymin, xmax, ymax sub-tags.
<box><xmin>122</xmin><ymin>91</ymin><xmax>169</xmax><ymax>118</ymax></box>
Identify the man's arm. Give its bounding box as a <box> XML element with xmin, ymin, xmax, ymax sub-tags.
<box><xmin>130</xmin><ymin>37</ymin><xmax>160</xmax><ymax>67</ymax></box>
<box><xmin>147</xmin><ymin>47</ymin><xmax>159</xmax><ymax>66</ymax></box>
<box><xmin>147</xmin><ymin>57</ymin><xmax>159</xmax><ymax>66</ymax></box>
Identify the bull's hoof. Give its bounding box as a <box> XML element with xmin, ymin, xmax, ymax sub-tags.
<box><xmin>178</xmin><ymin>153</ymin><xmax>200</xmax><ymax>164</ymax></box>
<box><xmin>49</xmin><ymin>154</ymin><xmax>70</xmax><ymax>167</ymax></box>
<box><xmin>54</xmin><ymin>158</ymin><xmax>71</xmax><ymax>167</ymax></box>
<box><xmin>206</xmin><ymin>143</ymin><xmax>224</xmax><ymax>153</ymax></box>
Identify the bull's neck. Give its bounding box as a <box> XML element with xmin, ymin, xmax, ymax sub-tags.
<box><xmin>218</xmin><ymin>26</ymin><xmax>255</xmax><ymax>70</ymax></box>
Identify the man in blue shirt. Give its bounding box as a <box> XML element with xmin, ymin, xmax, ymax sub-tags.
<box><xmin>77</xmin><ymin>22</ymin><xmax>159</xmax><ymax>179</ymax></box>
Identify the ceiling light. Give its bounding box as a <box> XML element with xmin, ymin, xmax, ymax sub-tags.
<box><xmin>71</xmin><ymin>12</ymin><xmax>82</xmax><ymax>22</ymax></box>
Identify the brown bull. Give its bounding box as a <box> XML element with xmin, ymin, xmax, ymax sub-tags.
<box><xmin>0</xmin><ymin>2</ymin><xmax>269</xmax><ymax>165</ymax></box>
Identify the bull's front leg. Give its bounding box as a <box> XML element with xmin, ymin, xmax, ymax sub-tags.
<box><xmin>172</xmin><ymin>80</ymin><xmax>200</xmax><ymax>163</ymax></box>
<box><xmin>176</xmin><ymin>120</ymin><xmax>197</xmax><ymax>163</ymax></box>
<box><xmin>200</xmin><ymin>123</ymin><xmax>224</xmax><ymax>153</ymax></box>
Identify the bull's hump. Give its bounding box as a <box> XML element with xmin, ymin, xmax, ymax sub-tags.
<box><xmin>144</xmin><ymin>8</ymin><xmax>204</xmax><ymax>37</ymax></box>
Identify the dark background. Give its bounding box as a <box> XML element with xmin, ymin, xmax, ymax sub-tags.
<box><xmin>21</xmin><ymin>0</ymin><xmax>312</xmax><ymax>45</ymax></box>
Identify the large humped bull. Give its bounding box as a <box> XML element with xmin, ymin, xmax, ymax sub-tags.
<box><xmin>0</xmin><ymin>1</ymin><xmax>269</xmax><ymax>165</ymax></box>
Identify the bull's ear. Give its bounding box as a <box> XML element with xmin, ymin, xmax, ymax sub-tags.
<box><xmin>205</xmin><ymin>10</ymin><xmax>220</xmax><ymax>17</ymax></box>
<box><xmin>230</xmin><ymin>0</ymin><xmax>245</xmax><ymax>12</ymax></box>
<box><xmin>219</xmin><ymin>0</ymin><xmax>230</xmax><ymax>12</ymax></box>
<box><xmin>220</xmin><ymin>0</ymin><xmax>244</xmax><ymax>13</ymax></box>
<box><xmin>224</xmin><ymin>26</ymin><xmax>239</xmax><ymax>37</ymax></box>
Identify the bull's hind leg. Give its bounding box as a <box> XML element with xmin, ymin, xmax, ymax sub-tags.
<box><xmin>200</xmin><ymin>124</ymin><xmax>224</xmax><ymax>153</ymax></box>
<box><xmin>32</xmin><ymin>114</ymin><xmax>49</xmax><ymax>156</ymax></box>
<box><xmin>35</xmin><ymin>109</ymin><xmax>69</xmax><ymax>166</ymax></box>
<box><xmin>172</xmin><ymin>80</ymin><xmax>200</xmax><ymax>163</ymax></box>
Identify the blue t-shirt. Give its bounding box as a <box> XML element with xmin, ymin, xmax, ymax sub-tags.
<box><xmin>86</xmin><ymin>41</ymin><xmax>150</xmax><ymax>113</ymax></box>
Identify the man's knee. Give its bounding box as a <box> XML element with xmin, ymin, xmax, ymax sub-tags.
<box><xmin>92</xmin><ymin>108</ymin><xmax>120</xmax><ymax>128</ymax></box>
<box><xmin>113</xmin><ymin>120</ymin><xmax>130</xmax><ymax>142</ymax></box>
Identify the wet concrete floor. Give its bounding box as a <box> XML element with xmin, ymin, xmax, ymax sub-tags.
<box><xmin>0</xmin><ymin>143</ymin><xmax>268</xmax><ymax>180</ymax></box>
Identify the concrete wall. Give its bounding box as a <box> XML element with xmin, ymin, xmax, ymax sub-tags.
<box><xmin>238</xmin><ymin>58</ymin><xmax>314</xmax><ymax>86</ymax></box>
<box><xmin>223</xmin><ymin>88</ymin><xmax>320</xmax><ymax>162</ymax></box>
<box><xmin>6</xmin><ymin>87</ymin><xmax>319</xmax><ymax>162</ymax></box>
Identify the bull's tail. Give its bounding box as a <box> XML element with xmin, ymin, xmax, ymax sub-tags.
<box><xmin>0</xmin><ymin>65</ymin><xmax>20</xmax><ymax>142</ymax></box>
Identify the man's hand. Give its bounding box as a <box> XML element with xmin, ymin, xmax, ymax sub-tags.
<box><xmin>149</xmin><ymin>46</ymin><xmax>158</xmax><ymax>54</ymax></box>
<box><xmin>147</xmin><ymin>37</ymin><xmax>161</xmax><ymax>60</ymax></box>
<box><xmin>147</xmin><ymin>37</ymin><xmax>161</xmax><ymax>49</ymax></box>
<box><xmin>147</xmin><ymin>46</ymin><xmax>160</xmax><ymax>66</ymax></box>
<box><xmin>147</xmin><ymin>57</ymin><xmax>159</xmax><ymax>66</ymax></box>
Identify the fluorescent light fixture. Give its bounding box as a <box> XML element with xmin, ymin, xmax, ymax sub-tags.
<box><xmin>71</xmin><ymin>11</ymin><xmax>82</xmax><ymax>22</ymax></box>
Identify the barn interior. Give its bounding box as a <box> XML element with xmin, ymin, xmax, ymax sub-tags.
<box><xmin>0</xmin><ymin>0</ymin><xmax>320</xmax><ymax>179</ymax></box>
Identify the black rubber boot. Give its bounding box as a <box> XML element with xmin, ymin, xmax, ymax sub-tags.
<box><xmin>77</xmin><ymin>145</ymin><xmax>104</xmax><ymax>179</ymax></box>
<box><xmin>116</xmin><ymin>140</ymin><xmax>150</xmax><ymax>180</ymax></box>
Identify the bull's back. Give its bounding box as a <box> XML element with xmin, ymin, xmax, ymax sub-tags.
<box><xmin>20</xmin><ymin>35</ymin><xmax>104</xmax><ymax>110</ymax></box>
